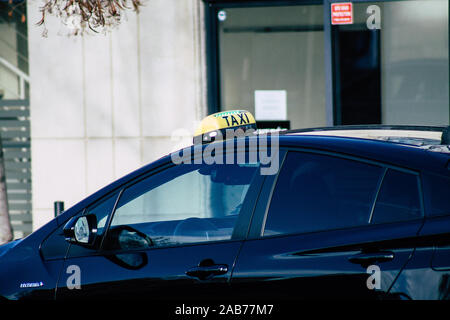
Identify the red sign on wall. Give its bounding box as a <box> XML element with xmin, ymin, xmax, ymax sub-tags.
<box><xmin>331</xmin><ymin>2</ymin><xmax>353</xmax><ymax>25</ymax></box>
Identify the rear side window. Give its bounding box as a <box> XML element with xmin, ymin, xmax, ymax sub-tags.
<box><xmin>263</xmin><ymin>151</ymin><xmax>383</xmax><ymax>236</ymax></box>
<box><xmin>423</xmin><ymin>173</ymin><xmax>450</xmax><ymax>217</ymax></box>
<box><xmin>370</xmin><ymin>169</ymin><xmax>422</xmax><ymax>224</ymax></box>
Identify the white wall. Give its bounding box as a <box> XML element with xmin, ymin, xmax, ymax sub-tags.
<box><xmin>27</xmin><ymin>0</ymin><xmax>207</xmax><ymax>230</ymax></box>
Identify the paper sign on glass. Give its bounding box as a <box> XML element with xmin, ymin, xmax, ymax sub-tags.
<box><xmin>254</xmin><ymin>90</ymin><xmax>287</xmax><ymax>121</ymax></box>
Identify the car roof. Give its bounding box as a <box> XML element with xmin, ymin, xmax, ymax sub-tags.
<box><xmin>285</xmin><ymin>127</ymin><xmax>442</xmax><ymax>144</ymax></box>
<box><xmin>283</xmin><ymin>124</ymin><xmax>445</xmax><ymax>141</ymax></box>
<box><xmin>125</xmin><ymin>125</ymin><xmax>450</xmax><ymax>184</ymax></box>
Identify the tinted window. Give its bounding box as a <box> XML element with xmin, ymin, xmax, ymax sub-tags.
<box><xmin>40</xmin><ymin>222</ymin><xmax>70</xmax><ymax>260</ymax></box>
<box><xmin>423</xmin><ymin>173</ymin><xmax>450</xmax><ymax>217</ymax></box>
<box><xmin>264</xmin><ymin>152</ymin><xmax>383</xmax><ymax>236</ymax></box>
<box><xmin>371</xmin><ymin>169</ymin><xmax>421</xmax><ymax>224</ymax></box>
<box><xmin>86</xmin><ymin>193</ymin><xmax>119</xmax><ymax>236</ymax></box>
<box><xmin>105</xmin><ymin>162</ymin><xmax>259</xmax><ymax>250</ymax></box>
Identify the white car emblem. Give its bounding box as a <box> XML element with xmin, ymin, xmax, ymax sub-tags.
<box><xmin>19</xmin><ymin>282</ymin><xmax>44</xmax><ymax>288</ymax></box>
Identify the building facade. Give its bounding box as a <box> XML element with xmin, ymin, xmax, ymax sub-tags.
<box><xmin>206</xmin><ymin>0</ymin><xmax>449</xmax><ymax>129</ymax></box>
<box><xmin>26</xmin><ymin>0</ymin><xmax>207</xmax><ymax>231</ymax></box>
<box><xmin>0</xmin><ymin>0</ymin><xmax>448</xmax><ymax>235</ymax></box>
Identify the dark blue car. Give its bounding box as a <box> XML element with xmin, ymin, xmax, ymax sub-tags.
<box><xmin>0</xmin><ymin>125</ymin><xmax>449</xmax><ymax>300</ymax></box>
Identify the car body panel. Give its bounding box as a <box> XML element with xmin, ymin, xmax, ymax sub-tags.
<box><xmin>389</xmin><ymin>215</ymin><xmax>450</xmax><ymax>300</ymax></box>
<box><xmin>231</xmin><ymin>222</ymin><xmax>420</xmax><ymax>299</ymax></box>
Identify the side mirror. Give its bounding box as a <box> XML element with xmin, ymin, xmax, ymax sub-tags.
<box><xmin>63</xmin><ymin>214</ymin><xmax>98</xmax><ymax>247</ymax></box>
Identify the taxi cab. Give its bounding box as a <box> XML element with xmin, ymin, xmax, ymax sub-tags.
<box><xmin>0</xmin><ymin>110</ymin><xmax>449</xmax><ymax>300</ymax></box>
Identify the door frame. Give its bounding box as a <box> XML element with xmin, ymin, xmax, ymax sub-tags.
<box><xmin>203</xmin><ymin>0</ymin><xmax>328</xmax><ymax>120</ymax></box>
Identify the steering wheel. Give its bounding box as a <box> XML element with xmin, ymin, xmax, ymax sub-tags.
<box><xmin>107</xmin><ymin>225</ymin><xmax>154</xmax><ymax>250</ymax></box>
<box><xmin>173</xmin><ymin>217</ymin><xmax>218</xmax><ymax>243</ymax></box>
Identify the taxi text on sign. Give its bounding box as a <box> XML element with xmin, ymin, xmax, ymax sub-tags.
<box><xmin>331</xmin><ymin>2</ymin><xmax>353</xmax><ymax>25</ymax></box>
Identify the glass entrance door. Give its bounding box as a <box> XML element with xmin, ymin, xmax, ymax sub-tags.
<box><xmin>331</xmin><ymin>0</ymin><xmax>449</xmax><ymax>125</ymax></box>
<box><xmin>216</xmin><ymin>3</ymin><xmax>326</xmax><ymax>130</ymax></box>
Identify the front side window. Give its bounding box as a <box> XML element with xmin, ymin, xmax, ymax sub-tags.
<box><xmin>263</xmin><ymin>151</ymin><xmax>383</xmax><ymax>236</ymax></box>
<box><xmin>104</xmin><ymin>162</ymin><xmax>260</xmax><ymax>250</ymax></box>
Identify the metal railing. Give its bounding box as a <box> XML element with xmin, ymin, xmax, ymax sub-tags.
<box><xmin>0</xmin><ymin>55</ymin><xmax>29</xmax><ymax>99</ymax></box>
<box><xmin>0</xmin><ymin>54</ymin><xmax>32</xmax><ymax>237</ymax></box>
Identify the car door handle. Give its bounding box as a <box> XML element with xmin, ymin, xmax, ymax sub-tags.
<box><xmin>186</xmin><ymin>264</ymin><xmax>228</xmax><ymax>279</ymax></box>
<box><xmin>348</xmin><ymin>251</ymin><xmax>395</xmax><ymax>265</ymax></box>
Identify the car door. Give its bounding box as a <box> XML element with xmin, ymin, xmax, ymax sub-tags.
<box><xmin>56</xmin><ymin>157</ymin><xmax>264</xmax><ymax>300</ymax></box>
<box><xmin>388</xmin><ymin>172</ymin><xmax>450</xmax><ymax>300</ymax></box>
<box><xmin>231</xmin><ymin>150</ymin><xmax>424</xmax><ymax>300</ymax></box>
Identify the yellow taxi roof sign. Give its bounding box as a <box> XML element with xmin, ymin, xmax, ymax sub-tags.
<box><xmin>194</xmin><ymin>110</ymin><xmax>257</xmax><ymax>144</ymax></box>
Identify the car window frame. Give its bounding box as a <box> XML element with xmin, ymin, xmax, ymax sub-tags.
<box><xmin>66</xmin><ymin>189</ymin><xmax>123</xmax><ymax>258</ymax></box>
<box><xmin>39</xmin><ymin>213</ymin><xmax>77</xmax><ymax>261</ymax></box>
<box><xmin>249</xmin><ymin>147</ymin><xmax>425</xmax><ymax>240</ymax></box>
